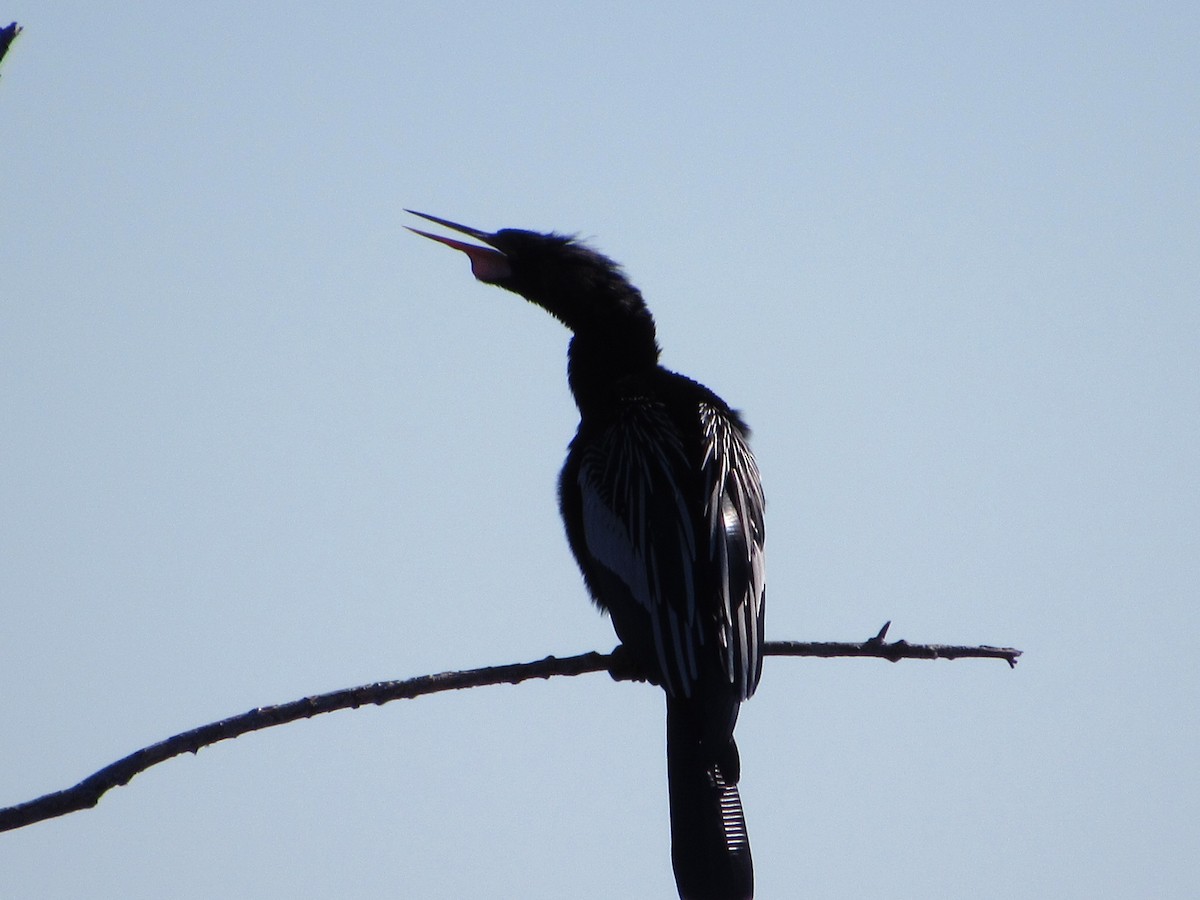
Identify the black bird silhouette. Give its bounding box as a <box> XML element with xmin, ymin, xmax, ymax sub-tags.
<box><xmin>409</xmin><ymin>211</ymin><xmax>765</xmax><ymax>900</ymax></box>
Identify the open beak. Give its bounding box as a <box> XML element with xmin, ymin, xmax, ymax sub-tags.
<box><xmin>406</xmin><ymin>210</ymin><xmax>513</xmax><ymax>283</ymax></box>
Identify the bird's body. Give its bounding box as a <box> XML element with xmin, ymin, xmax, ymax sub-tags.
<box><xmin>409</xmin><ymin>212</ymin><xmax>765</xmax><ymax>900</ymax></box>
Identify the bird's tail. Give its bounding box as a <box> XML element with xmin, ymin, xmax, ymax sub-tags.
<box><xmin>666</xmin><ymin>696</ymin><xmax>754</xmax><ymax>900</ymax></box>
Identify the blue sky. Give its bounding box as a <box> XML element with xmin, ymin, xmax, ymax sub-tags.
<box><xmin>2</xmin><ymin>3</ymin><xmax>1197</xmax><ymax>898</ymax></box>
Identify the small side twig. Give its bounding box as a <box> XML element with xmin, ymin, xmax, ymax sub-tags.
<box><xmin>0</xmin><ymin>627</ymin><xmax>1020</xmax><ymax>834</ymax></box>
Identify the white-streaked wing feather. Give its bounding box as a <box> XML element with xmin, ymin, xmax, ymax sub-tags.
<box><xmin>700</xmin><ymin>403</ymin><xmax>766</xmax><ymax>699</ymax></box>
<box><xmin>577</xmin><ymin>402</ymin><xmax>699</xmax><ymax>696</ymax></box>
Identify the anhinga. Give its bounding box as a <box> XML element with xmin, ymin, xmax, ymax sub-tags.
<box><xmin>409</xmin><ymin>211</ymin><xmax>766</xmax><ymax>900</ymax></box>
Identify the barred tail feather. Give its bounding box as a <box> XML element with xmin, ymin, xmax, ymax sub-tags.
<box><xmin>666</xmin><ymin>698</ymin><xmax>754</xmax><ymax>900</ymax></box>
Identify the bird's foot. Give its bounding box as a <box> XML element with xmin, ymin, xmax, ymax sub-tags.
<box><xmin>606</xmin><ymin>643</ymin><xmax>658</xmax><ymax>685</ymax></box>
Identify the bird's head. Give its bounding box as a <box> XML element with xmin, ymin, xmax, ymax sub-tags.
<box><xmin>407</xmin><ymin>210</ymin><xmax>655</xmax><ymax>339</ymax></box>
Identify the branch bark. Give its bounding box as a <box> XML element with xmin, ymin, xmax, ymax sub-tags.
<box><xmin>0</xmin><ymin>625</ymin><xmax>1019</xmax><ymax>834</ymax></box>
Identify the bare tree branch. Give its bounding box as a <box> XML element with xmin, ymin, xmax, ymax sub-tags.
<box><xmin>0</xmin><ymin>625</ymin><xmax>1020</xmax><ymax>834</ymax></box>
<box><xmin>770</xmin><ymin>620</ymin><xmax>1023</xmax><ymax>666</ymax></box>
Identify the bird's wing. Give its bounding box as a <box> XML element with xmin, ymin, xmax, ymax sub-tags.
<box><xmin>699</xmin><ymin>403</ymin><xmax>766</xmax><ymax>699</ymax></box>
<box><xmin>576</xmin><ymin>401</ymin><xmax>764</xmax><ymax>700</ymax></box>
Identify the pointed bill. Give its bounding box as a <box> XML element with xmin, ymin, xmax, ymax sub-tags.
<box><xmin>406</xmin><ymin>210</ymin><xmax>512</xmax><ymax>283</ymax></box>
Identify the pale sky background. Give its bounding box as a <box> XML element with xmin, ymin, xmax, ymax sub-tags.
<box><xmin>2</xmin><ymin>3</ymin><xmax>1197</xmax><ymax>898</ymax></box>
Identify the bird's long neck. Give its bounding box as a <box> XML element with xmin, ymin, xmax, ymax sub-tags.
<box><xmin>566</xmin><ymin>319</ymin><xmax>661</xmax><ymax>413</ymax></box>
